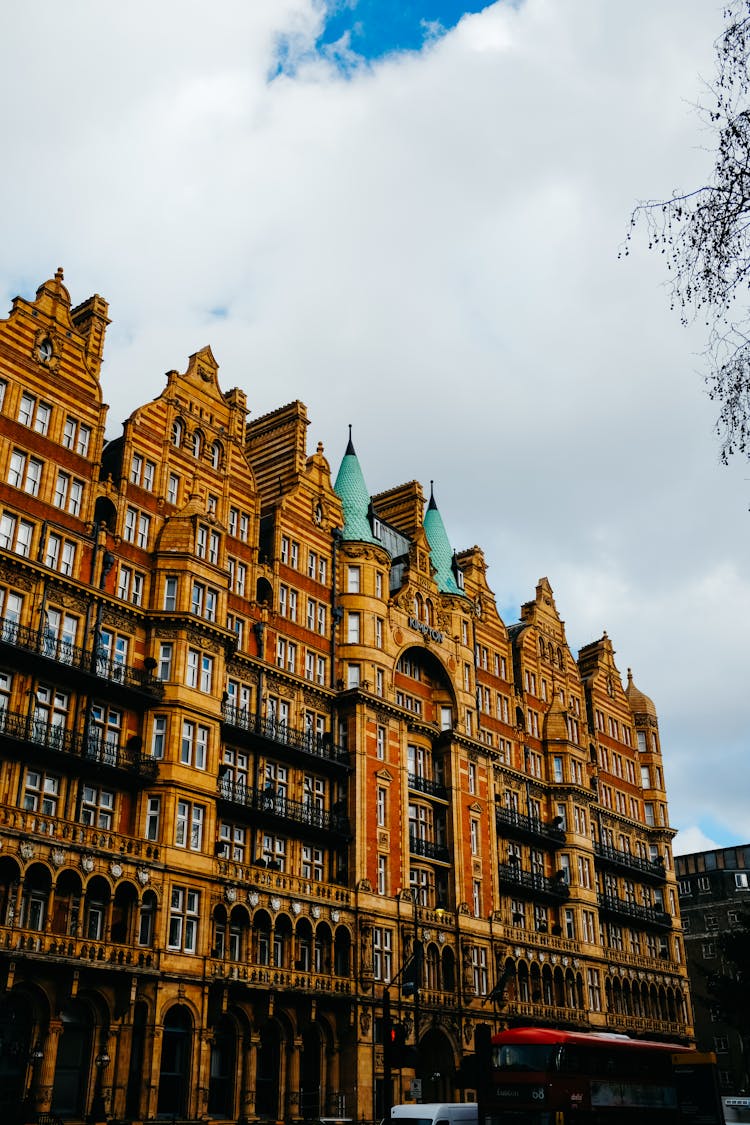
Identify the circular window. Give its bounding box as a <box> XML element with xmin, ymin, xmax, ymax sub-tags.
<box><xmin>38</xmin><ymin>338</ymin><xmax>53</xmax><ymax>362</ymax></box>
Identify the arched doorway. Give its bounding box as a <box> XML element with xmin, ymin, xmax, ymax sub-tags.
<box><xmin>51</xmin><ymin>1001</ymin><xmax>93</xmax><ymax>1116</ymax></box>
<box><xmin>256</xmin><ymin>1022</ymin><xmax>281</xmax><ymax>1118</ymax></box>
<box><xmin>208</xmin><ymin>1015</ymin><xmax>236</xmax><ymax>1117</ymax></box>
<box><xmin>0</xmin><ymin>993</ymin><xmax>32</xmax><ymax>1115</ymax></box>
<box><xmin>300</xmin><ymin>1025</ymin><xmax>322</xmax><ymax>1119</ymax></box>
<box><xmin>157</xmin><ymin>1005</ymin><xmax>193</xmax><ymax>1116</ymax></box>
<box><xmin>418</xmin><ymin>1027</ymin><xmax>457</xmax><ymax>1102</ymax></box>
<box><xmin>126</xmin><ymin>1001</ymin><xmax>147</xmax><ymax>1119</ymax></box>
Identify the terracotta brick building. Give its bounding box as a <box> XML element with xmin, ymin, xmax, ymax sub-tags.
<box><xmin>0</xmin><ymin>271</ymin><xmax>692</xmax><ymax>1123</ymax></box>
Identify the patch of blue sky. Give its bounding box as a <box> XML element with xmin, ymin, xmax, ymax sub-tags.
<box><xmin>273</xmin><ymin>0</ymin><xmax>495</xmax><ymax>77</ymax></box>
<box><xmin>698</xmin><ymin>815</ymin><xmax>744</xmax><ymax>851</ymax></box>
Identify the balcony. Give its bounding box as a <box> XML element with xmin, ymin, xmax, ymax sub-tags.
<box><xmin>0</xmin><ymin>923</ymin><xmax>160</xmax><ymax>972</ymax></box>
<box><xmin>604</xmin><ymin>1012</ymin><xmax>690</xmax><ymax>1041</ymax></box>
<box><xmin>217</xmin><ymin>779</ymin><xmax>351</xmax><ymax>839</ymax></box>
<box><xmin>498</xmin><ymin>862</ymin><xmax>571</xmax><ymax>903</ymax></box>
<box><xmin>409</xmin><ymin>835</ymin><xmax>451</xmax><ymax>863</ymax></box>
<box><xmin>221</xmin><ymin>706</ymin><xmax>350</xmax><ymax>770</ymax></box>
<box><xmin>597</xmin><ymin>892</ymin><xmax>673</xmax><ymax>931</ymax></box>
<box><xmin>0</xmin><ymin>709</ymin><xmax>157</xmax><ymax>779</ymax></box>
<box><xmin>207</xmin><ymin>959</ymin><xmax>353</xmax><ymax>995</ymax></box>
<box><xmin>0</xmin><ymin>803</ymin><xmax>162</xmax><ymax>863</ymax></box>
<box><xmin>594</xmin><ymin>841</ymin><xmax>666</xmax><ymax>884</ymax></box>
<box><xmin>495</xmin><ymin>804</ymin><xmax>566</xmax><ymax>848</ymax></box>
<box><xmin>407</xmin><ymin>774</ymin><xmax>449</xmax><ymax>801</ymax></box>
<box><xmin>0</xmin><ymin>620</ymin><xmax>163</xmax><ymax>700</ymax></box>
<box><xmin>504</xmin><ymin>999</ymin><xmax>590</xmax><ymax>1029</ymax></box>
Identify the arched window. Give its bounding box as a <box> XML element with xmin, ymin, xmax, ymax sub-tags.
<box><xmin>138</xmin><ymin>890</ymin><xmax>157</xmax><ymax>947</ymax></box>
<box><xmin>192</xmin><ymin>430</ymin><xmax>203</xmax><ymax>458</ymax></box>
<box><xmin>171</xmin><ymin>418</ymin><xmax>184</xmax><ymax>447</ymax></box>
<box><xmin>210</xmin><ymin>441</ymin><xmax>222</xmax><ymax>469</ymax></box>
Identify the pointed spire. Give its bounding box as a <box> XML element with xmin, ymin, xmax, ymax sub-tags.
<box><xmin>333</xmin><ymin>429</ymin><xmax>378</xmax><ymax>544</ymax></box>
<box><xmin>423</xmin><ymin>484</ymin><xmax>465</xmax><ymax>596</ymax></box>
<box><xmin>428</xmin><ymin>479</ymin><xmax>437</xmax><ymax>511</ymax></box>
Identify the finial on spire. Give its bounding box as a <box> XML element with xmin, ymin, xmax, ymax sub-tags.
<box><xmin>345</xmin><ymin>424</ymin><xmax>355</xmax><ymax>456</ymax></box>
<box><xmin>627</xmin><ymin>668</ymin><xmax>633</xmax><ymax>684</ymax></box>
<box><xmin>55</xmin><ymin>266</ymin><xmax>64</xmax><ymax>281</ymax></box>
<box><xmin>427</xmin><ymin>479</ymin><xmax>437</xmax><ymax>510</ymax></box>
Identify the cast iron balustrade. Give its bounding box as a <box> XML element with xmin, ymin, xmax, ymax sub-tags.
<box><xmin>221</xmin><ymin>704</ymin><xmax>349</xmax><ymax>767</ymax></box>
<box><xmin>498</xmin><ymin>862</ymin><xmax>571</xmax><ymax>902</ymax></box>
<box><xmin>0</xmin><ymin>620</ymin><xmax>163</xmax><ymax>698</ymax></box>
<box><xmin>597</xmin><ymin>892</ymin><xmax>673</xmax><ymax>930</ymax></box>
<box><xmin>0</xmin><ymin>708</ymin><xmax>156</xmax><ymax>777</ymax></box>
<box><xmin>495</xmin><ymin>803</ymin><xmax>566</xmax><ymax>848</ymax></box>
<box><xmin>593</xmin><ymin>841</ymin><xmax>666</xmax><ymax>884</ymax></box>
<box><xmin>408</xmin><ymin>835</ymin><xmax>451</xmax><ymax>863</ymax></box>
<box><xmin>217</xmin><ymin>778</ymin><xmax>351</xmax><ymax>838</ymax></box>
<box><xmin>407</xmin><ymin>774</ymin><xmax>449</xmax><ymax>801</ymax></box>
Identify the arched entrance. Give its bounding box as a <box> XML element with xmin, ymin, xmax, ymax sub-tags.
<box><xmin>157</xmin><ymin>1005</ymin><xmax>193</xmax><ymax>1116</ymax></box>
<box><xmin>256</xmin><ymin>1022</ymin><xmax>281</xmax><ymax>1118</ymax></box>
<box><xmin>0</xmin><ymin>993</ymin><xmax>32</xmax><ymax>1115</ymax></box>
<box><xmin>418</xmin><ymin>1027</ymin><xmax>457</xmax><ymax>1103</ymax></box>
<box><xmin>300</xmin><ymin>1025</ymin><xmax>322</xmax><ymax>1119</ymax></box>
<box><xmin>208</xmin><ymin>1014</ymin><xmax>236</xmax><ymax>1117</ymax></box>
<box><xmin>126</xmin><ymin>1000</ymin><xmax>147</xmax><ymax>1118</ymax></box>
<box><xmin>51</xmin><ymin>1001</ymin><xmax>93</xmax><ymax>1116</ymax></box>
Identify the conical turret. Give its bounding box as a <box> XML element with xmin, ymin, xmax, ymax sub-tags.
<box><xmin>423</xmin><ymin>482</ymin><xmax>465</xmax><ymax>596</ymax></box>
<box><xmin>333</xmin><ymin>427</ymin><xmax>378</xmax><ymax>544</ymax></box>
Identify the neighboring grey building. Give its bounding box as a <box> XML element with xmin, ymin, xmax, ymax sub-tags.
<box><xmin>676</xmin><ymin>844</ymin><xmax>750</xmax><ymax>1098</ymax></box>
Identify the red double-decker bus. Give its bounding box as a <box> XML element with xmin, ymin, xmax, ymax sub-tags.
<box><xmin>484</xmin><ymin>1027</ymin><xmax>722</xmax><ymax>1125</ymax></box>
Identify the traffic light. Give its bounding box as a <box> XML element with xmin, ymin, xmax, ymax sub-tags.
<box><xmin>389</xmin><ymin>1022</ymin><xmax>419</xmax><ymax>1070</ymax></box>
<box><xmin>401</xmin><ymin>939</ymin><xmax>423</xmax><ymax>998</ymax></box>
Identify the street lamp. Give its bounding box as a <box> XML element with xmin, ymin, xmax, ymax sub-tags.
<box><xmin>91</xmin><ymin>1050</ymin><xmax>110</xmax><ymax>1121</ymax></box>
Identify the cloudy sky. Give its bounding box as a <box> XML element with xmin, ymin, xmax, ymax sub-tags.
<box><xmin>1</xmin><ymin>0</ymin><xmax>747</xmax><ymax>855</ymax></box>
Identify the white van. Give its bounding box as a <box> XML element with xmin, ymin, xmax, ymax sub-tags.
<box><xmin>391</xmin><ymin>1104</ymin><xmax>478</xmax><ymax>1125</ymax></box>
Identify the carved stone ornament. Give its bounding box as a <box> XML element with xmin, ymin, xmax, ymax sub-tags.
<box><xmin>19</xmin><ymin>842</ymin><xmax>35</xmax><ymax>861</ymax></box>
<box><xmin>438</xmin><ymin>932</ymin><xmax>446</xmax><ymax>944</ymax></box>
<box><xmin>109</xmin><ymin>861</ymin><xmax>123</xmax><ymax>879</ymax></box>
<box><xmin>136</xmin><ymin>867</ymin><xmax>150</xmax><ymax>885</ymax></box>
<box><xmin>270</xmin><ymin>896</ymin><xmax>281</xmax><ymax>912</ymax></box>
<box><xmin>331</xmin><ymin>909</ymin><xmax>340</xmax><ymax>923</ymax></box>
<box><xmin>225</xmin><ymin>887</ymin><xmax>237</xmax><ymax>904</ymax></box>
<box><xmin>248</xmin><ymin>891</ymin><xmax>260</xmax><ymax>907</ymax></box>
<box><xmin>81</xmin><ymin>855</ymin><xmax>95</xmax><ymax>874</ymax></box>
<box><xmin>311</xmin><ymin>905</ymin><xmax>321</xmax><ymax>919</ymax></box>
<box><xmin>50</xmin><ymin>848</ymin><xmax>65</xmax><ymax>867</ymax></box>
<box><xmin>359</xmin><ymin>1009</ymin><xmax>371</xmax><ymax>1035</ymax></box>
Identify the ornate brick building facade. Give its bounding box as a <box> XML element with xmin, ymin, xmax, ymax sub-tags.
<box><xmin>0</xmin><ymin>272</ymin><xmax>691</xmax><ymax>1123</ymax></box>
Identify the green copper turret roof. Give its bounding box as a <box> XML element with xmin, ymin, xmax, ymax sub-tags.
<box><xmin>424</xmin><ymin>482</ymin><xmax>465</xmax><ymax>596</ymax></box>
<box><xmin>333</xmin><ymin>428</ymin><xmax>378</xmax><ymax>544</ymax></box>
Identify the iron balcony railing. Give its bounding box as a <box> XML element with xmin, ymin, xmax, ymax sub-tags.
<box><xmin>407</xmin><ymin>774</ymin><xmax>449</xmax><ymax>801</ymax></box>
<box><xmin>217</xmin><ymin>778</ymin><xmax>351</xmax><ymax>837</ymax></box>
<box><xmin>0</xmin><ymin>708</ymin><xmax>157</xmax><ymax>777</ymax></box>
<box><xmin>597</xmin><ymin>892</ymin><xmax>673</xmax><ymax>931</ymax></box>
<box><xmin>0</xmin><ymin>620</ymin><xmax>163</xmax><ymax>698</ymax></box>
<box><xmin>222</xmin><ymin>705</ymin><xmax>349</xmax><ymax>766</ymax></box>
<box><xmin>498</xmin><ymin>862</ymin><xmax>571</xmax><ymax>902</ymax></box>
<box><xmin>408</xmin><ymin>835</ymin><xmax>451</xmax><ymax>863</ymax></box>
<box><xmin>593</xmin><ymin>841</ymin><xmax>666</xmax><ymax>883</ymax></box>
<box><xmin>495</xmin><ymin>804</ymin><xmax>566</xmax><ymax>847</ymax></box>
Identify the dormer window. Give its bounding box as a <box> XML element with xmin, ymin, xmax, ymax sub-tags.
<box><xmin>372</xmin><ymin>516</ymin><xmax>382</xmax><ymax>539</ymax></box>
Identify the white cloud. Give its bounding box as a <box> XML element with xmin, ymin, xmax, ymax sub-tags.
<box><xmin>0</xmin><ymin>0</ymin><xmax>747</xmax><ymax>843</ymax></box>
<box><xmin>673</xmin><ymin>827</ymin><xmax>720</xmax><ymax>858</ymax></box>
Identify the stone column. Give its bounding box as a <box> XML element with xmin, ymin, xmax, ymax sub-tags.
<box><xmin>34</xmin><ymin>1018</ymin><xmax>62</xmax><ymax>1114</ymax></box>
